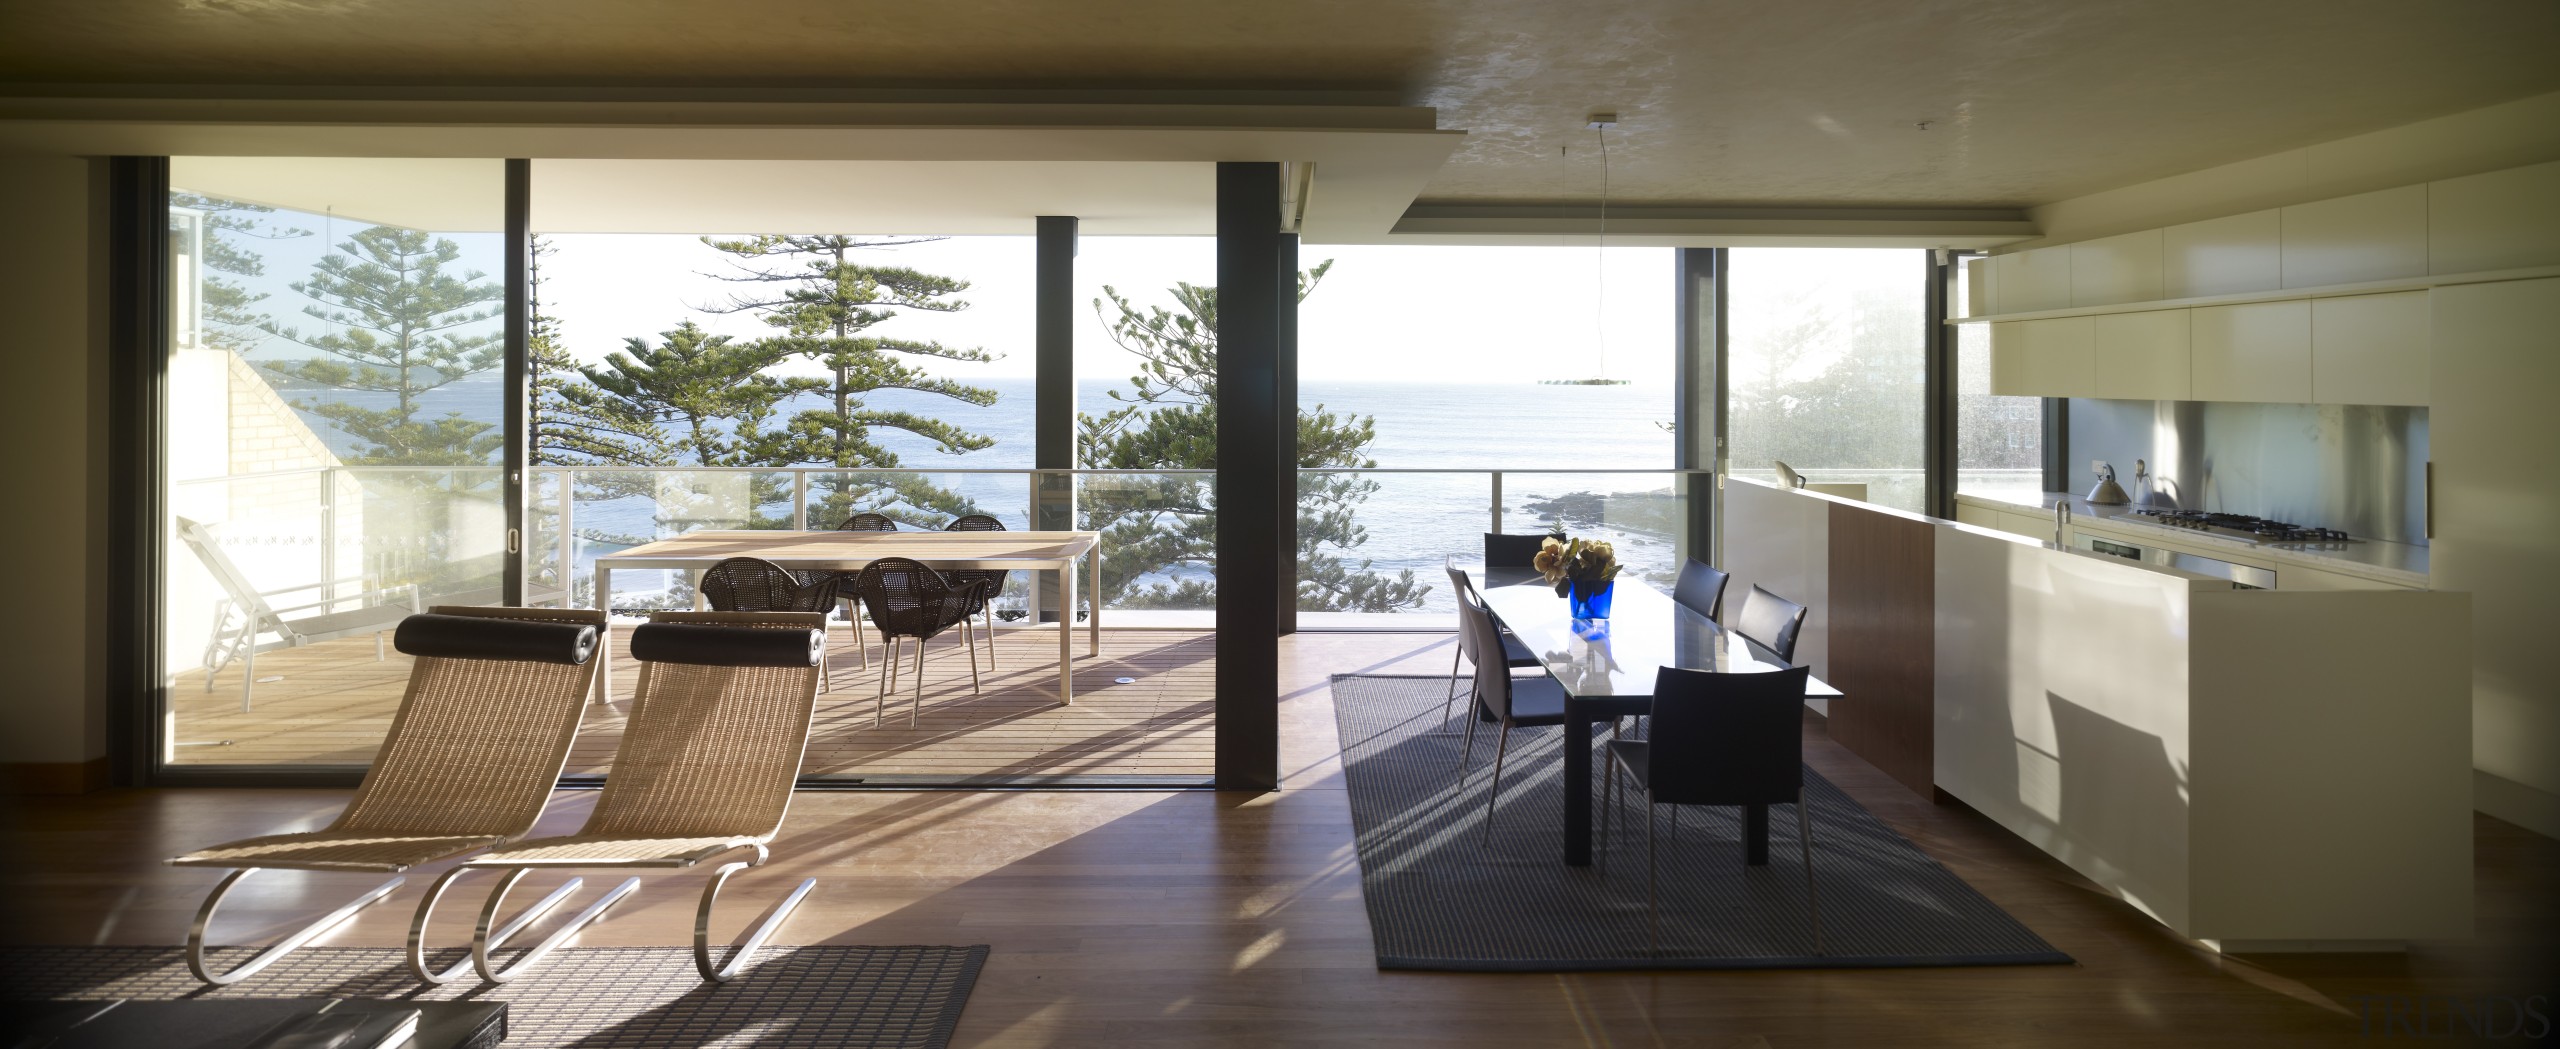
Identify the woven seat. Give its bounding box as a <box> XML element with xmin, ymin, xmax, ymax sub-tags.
<box><xmin>172</xmin><ymin>833</ymin><xmax>506</xmax><ymax>873</ymax></box>
<box><xmin>451</xmin><ymin>611</ymin><xmax>827</xmax><ymax>985</ymax></box>
<box><xmin>166</xmin><ymin>606</ymin><xmax>605</xmax><ymax>988</ymax></box>
<box><xmin>699</xmin><ymin>556</ymin><xmax>839</xmax><ymax>691</ymax></box>
<box><xmin>849</xmin><ymin>555</ymin><xmax>989</xmax><ymax>727</ymax></box>
<box><xmin>941</xmin><ymin>513</ymin><xmax>1007</xmax><ymax>668</ymax></box>
<box><xmin>461</xmin><ymin>835</ymin><xmax>767</xmax><ymax>868</ymax></box>
<box><xmin>829</xmin><ymin>513</ymin><xmax>898</xmax><ymax>670</ymax></box>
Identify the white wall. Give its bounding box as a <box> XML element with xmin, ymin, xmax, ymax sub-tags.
<box><xmin>0</xmin><ymin>153</ymin><xmax>107</xmax><ymax>774</ymax></box>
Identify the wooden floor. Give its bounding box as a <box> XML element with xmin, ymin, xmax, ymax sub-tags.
<box><xmin>13</xmin><ymin>632</ymin><xmax>2555</xmax><ymax>1047</ymax></box>
<box><xmin>170</xmin><ymin>625</ymin><xmax>1213</xmax><ymax>779</ymax></box>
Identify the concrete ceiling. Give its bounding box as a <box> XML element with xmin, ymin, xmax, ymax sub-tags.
<box><xmin>8</xmin><ymin>0</ymin><xmax>2560</xmax><ymax>213</ymax></box>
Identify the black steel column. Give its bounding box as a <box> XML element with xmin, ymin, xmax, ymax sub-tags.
<box><xmin>502</xmin><ymin>159</ymin><xmax>530</xmax><ymax>606</ymax></box>
<box><xmin>1923</xmin><ymin>250</ymin><xmax>1957</xmax><ymax>519</ymax></box>
<box><xmin>1035</xmin><ymin>216</ymin><xmax>1077</xmax><ymax>623</ymax></box>
<box><xmin>1275</xmin><ymin>232</ymin><xmax>1299</xmax><ymax>637</ymax></box>
<box><xmin>1215</xmin><ymin>162</ymin><xmax>1283</xmax><ymax>791</ymax></box>
<box><xmin>1673</xmin><ymin>248</ymin><xmax>1717</xmax><ymax>570</ymax></box>
<box><xmin>106</xmin><ymin>156</ymin><xmax>169</xmax><ymax>786</ymax></box>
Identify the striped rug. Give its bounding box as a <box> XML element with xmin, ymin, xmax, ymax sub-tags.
<box><xmin>1332</xmin><ymin>674</ymin><xmax>2071</xmax><ymax>970</ymax></box>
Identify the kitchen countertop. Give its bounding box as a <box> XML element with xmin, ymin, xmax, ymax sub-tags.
<box><xmin>1953</xmin><ymin>491</ymin><xmax>2432</xmax><ymax>588</ymax></box>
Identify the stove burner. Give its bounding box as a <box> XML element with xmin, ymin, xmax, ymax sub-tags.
<box><xmin>2130</xmin><ymin>508</ymin><xmax>2356</xmax><ymax>545</ymax></box>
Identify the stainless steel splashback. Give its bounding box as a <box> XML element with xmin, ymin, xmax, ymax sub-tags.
<box><xmin>2068</xmin><ymin>399</ymin><xmax>2429</xmax><ymax>544</ymax></box>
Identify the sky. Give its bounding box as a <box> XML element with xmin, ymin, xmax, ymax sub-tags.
<box><xmin>536</xmin><ymin>235</ymin><xmax>1676</xmax><ymax>385</ymax></box>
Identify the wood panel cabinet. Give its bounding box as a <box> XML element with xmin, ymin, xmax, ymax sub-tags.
<box><xmin>2312</xmin><ymin>291</ymin><xmax>2429</xmax><ymax>406</ymax></box>
<box><xmin>1989</xmin><ymin>316</ymin><xmax>2093</xmax><ymax>397</ymax></box>
<box><xmin>2191</xmin><ymin>300</ymin><xmax>2311</xmax><ymax>403</ymax></box>
<box><xmin>2094</xmin><ymin>309</ymin><xmax>2191</xmax><ymax>401</ymax></box>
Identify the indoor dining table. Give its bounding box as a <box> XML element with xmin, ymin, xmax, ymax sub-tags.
<box><xmin>1473</xmin><ymin>566</ymin><xmax>1843</xmax><ymax>868</ymax></box>
<box><xmin>592</xmin><ymin>529</ymin><xmax>1102</xmax><ymax>704</ymax></box>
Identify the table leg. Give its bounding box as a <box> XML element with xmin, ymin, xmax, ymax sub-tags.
<box><xmin>1565</xmin><ymin>706</ymin><xmax>1598</xmax><ymax>867</ymax></box>
<box><xmin>593</xmin><ymin>565</ymin><xmax>612</xmax><ymax>705</ymax></box>
<box><xmin>1086</xmin><ymin>544</ymin><xmax>1100</xmax><ymax>657</ymax></box>
<box><xmin>1746</xmin><ymin>804</ymin><xmax>1770</xmax><ymax>866</ymax></box>
<box><xmin>1055</xmin><ymin>565</ymin><xmax>1072</xmax><ymax>705</ymax></box>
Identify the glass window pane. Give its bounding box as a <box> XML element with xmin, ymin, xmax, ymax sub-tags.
<box><xmin>1726</xmin><ymin>248</ymin><xmax>1928</xmax><ymax>513</ymax></box>
<box><xmin>1952</xmin><ymin>258</ymin><xmax>2046</xmax><ymax>502</ymax></box>
<box><xmin>165</xmin><ymin>157</ymin><xmax>506</xmax><ymax>767</ymax></box>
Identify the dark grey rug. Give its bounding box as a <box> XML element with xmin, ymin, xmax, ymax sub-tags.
<box><xmin>1332</xmin><ymin>674</ymin><xmax>2072</xmax><ymax>971</ymax></box>
<box><xmin>0</xmin><ymin>945</ymin><xmax>987</xmax><ymax>1048</ymax></box>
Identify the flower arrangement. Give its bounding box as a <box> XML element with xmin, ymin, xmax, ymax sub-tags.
<box><xmin>1532</xmin><ymin>535</ymin><xmax>1621</xmax><ymax>597</ymax></box>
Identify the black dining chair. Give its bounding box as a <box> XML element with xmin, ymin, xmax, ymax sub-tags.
<box><xmin>1603</xmin><ymin>664</ymin><xmax>1823</xmax><ymax>955</ymax></box>
<box><xmin>1672</xmin><ymin>558</ymin><xmax>1732</xmax><ymax>620</ymax></box>
<box><xmin>1441</xmin><ymin>560</ymin><xmax>1545</xmax><ymax>731</ymax></box>
<box><xmin>846</xmin><ymin>556</ymin><xmax>989</xmax><ymax>728</ymax></box>
<box><xmin>1731</xmin><ymin>584</ymin><xmax>1810</xmax><ymax>665</ymax></box>
<box><xmin>1482</xmin><ymin>531</ymin><xmax>1562</xmax><ymax>570</ymax></box>
<box><xmin>1453</xmin><ymin>586</ymin><xmax>1571</xmax><ymax>845</ymax></box>
<box><xmin>699</xmin><ymin>556</ymin><xmax>843</xmax><ymax>691</ymax></box>
<box><xmin>831</xmin><ymin>512</ymin><xmax>899</xmax><ymax>667</ymax></box>
<box><xmin>942</xmin><ymin>514</ymin><xmax>1007</xmax><ymax>669</ymax></box>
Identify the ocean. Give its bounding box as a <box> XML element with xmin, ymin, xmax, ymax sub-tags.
<box><xmin>291</xmin><ymin>374</ymin><xmax>1683</xmax><ymax>611</ymax></box>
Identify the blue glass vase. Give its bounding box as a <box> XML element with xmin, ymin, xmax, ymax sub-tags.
<box><xmin>1567</xmin><ymin>578</ymin><xmax>1614</xmax><ymax>619</ymax></box>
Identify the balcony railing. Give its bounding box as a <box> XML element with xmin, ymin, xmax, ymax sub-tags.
<box><xmin>172</xmin><ymin>465</ymin><xmax>2042</xmax><ymax>631</ymax></box>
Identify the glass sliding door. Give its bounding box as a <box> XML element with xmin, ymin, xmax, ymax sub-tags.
<box><xmin>162</xmin><ymin>157</ymin><xmax>507</xmax><ymax>768</ymax></box>
<box><xmin>1726</xmin><ymin>248</ymin><xmax>1929</xmax><ymax>512</ymax></box>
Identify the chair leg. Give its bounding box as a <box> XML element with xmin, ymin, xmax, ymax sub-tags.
<box><xmin>1440</xmin><ymin>645</ymin><xmax>1463</xmax><ymax>729</ymax></box>
<box><xmin>470</xmin><ymin>868</ymin><xmax>641</xmax><ymax>984</ymax></box>
<box><xmin>187</xmin><ymin>867</ymin><xmax>405</xmax><ymax>987</ymax></box>
<box><xmin>981</xmin><ymin>606</ymin><xmax>998</xmax><ymax>671</ymax></box>
<box><xmin>962</xmin><ymin>618</ymin><xmax>982</xmax><ymax>694</ymax></box>
<box><xmin>875</xmin><ymin>637</ymin><xmax>897</xmax><ymax>728</ymax></box>
<box><xmin>910</xmin><ymin>631</ymin><xmax>928</xmax><ymax>728</ymax></box>
<box><xmin>695</xmin><ymin>845</ymin><xmax>815</xmax><ymax>983</ymax></box>
<box><xmin>1480</xmin><ymin>720</ymin><xmax>1514</xmax><ymax>846</ymax></box>
<box><xmin>1601</xmin><ymin>746</ymin><xmax>1618</xmax><ymax>852</ymax></box>
<box><xmin>1456</xmin><ymin>700</ymin><xmax>1482</xmax><ymax>771</ymax></box>
<box><xmin>240</xmin><ymin>645</ymin><xmax>256</xmax><ymax>713</ymax></box>
<box><xmin>1798</xmin><ymin>788</ymin><xmax>1825</xmax><ymax>956</ymax></box>
<box><xmin>1647</xmin><ymin>790</ymin><xmax>1660</xmax><ymax>955</ymax></box>
<box><xmin>409</xmin><ymin>866</ymin><xmax>586</xmax><ymax>984</ymax></box>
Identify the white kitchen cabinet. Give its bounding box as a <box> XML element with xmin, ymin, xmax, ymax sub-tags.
<box><xmin>1989</xmin><ymin>316</ymin><xmax>2094</xmax><ymax>397</ymax></box>
<box><xmin>2094</xmin><ymin>309</ymin><xmax>2191</xmax><ymax>401</ymax></box>
<box><xmin>1996</xmin><ymin>510</ymin><xmax>2054</xmax><ymax>541</ymax></box>
<box><xmin>2428</xmin><ymin>161</ymin><xmax>2560</xmax><ymax>274</ymax></box>
<box><xmin>1964</xmin><ymin>256</ymin><xmax>1995</xmax><ymax>316</ymax></box>
<box><xmin>2312</xmin><ymin>291</ymin><xmax>2429</xmax><ymax>406</ymax></box>
<box><xmin>2163</xmin><ymin>209</ymin><xmax>2282</xmax><ymax>298</ymax></box>
<box><xmin>2191</xmin><ymin>300</ymin><xmax>2311</xmax><ymax>403</ymax></box>
<box><xmin>2071</xmin><ymin>229</ymin><xmax>2164</xmax><ymax>307</ymax></box>
<box><xmin>2279</xmin><ymin>564</ymin><xmax>2409</xmax><ymax>591</ymax></box>
<box><xmin>1993</xmin><ymin>245</ymin><xmax>2073</xmax><ymax>313</ymax></box>
<box><xmin>2430</xmin><ymin>276</ymin><xmax>2560</xmax><ymax>806</ymax></box>
<box><xmin>1955</xmin><ymin>502</ymin><xmax>1999</xmax><ymax>531</ymax></box>
<box><xmin>2282</xmin><ymin>185</ymin><xmax>2427</xmax><ymax>288</ymax></box>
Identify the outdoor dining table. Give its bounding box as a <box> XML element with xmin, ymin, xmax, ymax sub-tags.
<box><xmin>1473</xmin><ymin>565</ymin><xmax>1844</xmax><ymax>868</ymax></box>
<box><xmin>592</xmin><ymin>530</ymin><xmax>1102</xmax><ymax>704</ymax></box>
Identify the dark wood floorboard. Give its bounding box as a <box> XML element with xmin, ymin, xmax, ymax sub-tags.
<box><xmin>6</xmin><ymin>633</ymin><xmax>2552</xmax><ymax>1047</ymax></box>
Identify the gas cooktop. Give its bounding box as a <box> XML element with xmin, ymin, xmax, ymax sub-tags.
<box><xmin>2131</xmin><ymin>508</ymin><xmax>2358</xmax><ymax>545</ymax></box>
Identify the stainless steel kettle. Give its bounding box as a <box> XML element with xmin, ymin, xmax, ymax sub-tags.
<box><xmin>2085</xmin><ymin>460</ymin><xmax>2131</xmax><ymax>505</ymax></box>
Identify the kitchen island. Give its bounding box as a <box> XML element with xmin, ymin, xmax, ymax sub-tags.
<box><xmin>1723</xmin><ymin>477</ymin><xmax>2473</xmax><ymax>952</ymax></box>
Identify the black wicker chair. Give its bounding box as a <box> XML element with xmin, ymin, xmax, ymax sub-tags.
<box><xmin>699</xmin><ymin>557</ymin><xmax>842</xmax><ymax>691</ymax></box>
<box><xmin>848</xmin><ymin>556</ymin><xmax>990</xmax><ymax>727</ymax></box>
<box><xmin>830</xmin><ymin>513</ymin><xmax>899</xmax><ymax>668</ymax></box>
<box><xmin>942</xmin><ymin>514</ymin><xmax>1007</xmax><ymax>669</ymax></box>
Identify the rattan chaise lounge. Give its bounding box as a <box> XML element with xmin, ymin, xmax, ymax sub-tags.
<box><xmin>168</xmin><ymin>606</ymin><xmax>605</xmax><ymax>987</ymax></box>
<box><xmin>450</xmin><ymin>610</ymin><xmax>826</xmax><ymax>984</ymax></box>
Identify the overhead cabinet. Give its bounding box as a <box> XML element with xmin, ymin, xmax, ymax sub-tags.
<box><xmin>2191</xmin><ymin>300</ymin><xmax>2311</xmax><ymax>403</ymax></box>
<box><xmin>2312</xmin><ymin>291</ymin><xmax>2429</xmax><ymax>406</ymax></box>
<box><xmin>2093</xmin><ymin>309</ymin><xmax>2191</xmax><ymax>401</ymax></box>
<box><xmin>1989</xmin><ymin>316</ymin><xmax>2093</xmax><ymax>398</ymax></box>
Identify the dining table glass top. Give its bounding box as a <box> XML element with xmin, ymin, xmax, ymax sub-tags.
<box><xmin>1470</xmin><ymin>566</ymin><xmax>1843</xmax><ymax>699</ymax></box>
